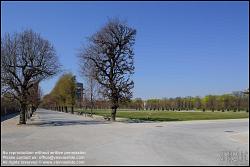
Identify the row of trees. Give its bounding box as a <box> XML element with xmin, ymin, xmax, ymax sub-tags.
<box><xmin>40</xmin><ymin>73</ymin><xmax>76</xmax><ymax>112</ymax></box>
<box><xmin>73</xmin><ymin>91</ymin><xmax>249</xmax><ymax>112</ymax></box>
<box><xmin>143</xmin><ymin>93</ymin><xmax>249</xmax><ymax>112</ymax></box>
<box><xmin>1</xmin><ymin>83</ymin><xmax>42</xmax><ymax>117</ymax></box>
<box><xmin>1</xmin><ymin>30</ymin><xmax>60</xmax><ymax>124</ymax></box>
<box><xmin>1</xmin><ymin>94</ymin><xmax>20</xmax><ymax>116</ymax></box>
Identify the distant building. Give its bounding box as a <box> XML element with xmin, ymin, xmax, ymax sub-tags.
<box><xmin>76</xmin><ymin>82</ymin><xmax>84</xmax><ymax>107</ymax></box>
<box><xmin>143</xmin><ymin>101</ymin><xmax>146</xmax><ymax>110</ymax></box>
<box><xmin>243</xmin><ymin>88</ymin><xmax>249</xmax><ymax>95</ymax></box>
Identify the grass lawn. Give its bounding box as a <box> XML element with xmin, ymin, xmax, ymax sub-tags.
<box><xmin>75</xmin><ymin>109</ymin><xmax>249</xmax><ymax>122</ymax></box>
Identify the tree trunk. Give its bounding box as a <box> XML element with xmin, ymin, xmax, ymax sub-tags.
<box><xmin>111</xmin><ymin>105</ymin><xmax>117</xmax><ymax>121</ymax></box>
<box><xmin>31</xmin><ymin>105</ymin><xmax>35</xmax><ymax>116</ymax></box>
<box><xmin>19</xmin><ymin>103</ymin><xmax>27</xmax><ymax>124</ymax></box>
<box><xmin>90</xmin><ymin>104</ymin><xmax>93</xmax><ymax>116</ymax></box>
<box><xmin>90</xmin><ymin>84</ymin><xmax>94</xmax><ymax>116</ymax></box>
<box><xmin>27</xmin><ymin>107</ymin><xmax>31</xmax><ymax>119</ymax></box>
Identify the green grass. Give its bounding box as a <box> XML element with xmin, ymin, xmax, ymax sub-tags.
<box><xmin>75</xmin><ymin>109</ymin><xmax>249</xmax><ymax>122</ymax></box>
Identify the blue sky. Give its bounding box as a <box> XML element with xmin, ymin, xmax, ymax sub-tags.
<box><xmin>1</xmin><ymin>1</ymin><xmax>249</xmax><ymax>99</ymax></box>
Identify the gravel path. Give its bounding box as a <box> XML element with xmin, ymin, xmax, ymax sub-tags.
<box><xmin>1</xmin><ymin>109</ymin><xmax>249</xmax><ymax>166</ymax></box>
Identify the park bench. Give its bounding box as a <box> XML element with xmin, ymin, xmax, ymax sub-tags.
<box><xmin>86</xmin><ymin>112</ymin><xmax>93</xmax><ymax>117</ymax></box>
<box><xmin>103</xmin><ymin>115</ymin><xmax>111</xmax><ymax>121</ymax></box>
<box><xmin>81</xmin><ymin>111</ymin><xmax>93</xmax><ymax>117</ymax></box>
<box><xmin>79</xmin><ymin>111</ymin><xmax>84</xmax><ymax>115</ymax></box>
<box><xmin>77</xmin><ymin>111</ymin><xmax>94</xmax><ymax>117</ymax></box>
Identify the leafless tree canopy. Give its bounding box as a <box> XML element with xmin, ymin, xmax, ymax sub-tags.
<box><xmin>79</xmin><ymin>19</ymin><xmax>136</xmax><ymax>120</ymax></box>
<box><xmin>1</xmin><ymin>29</ymin><xmax>60</xmax><ymax>124</ymax></box>
<box><xmin>1</xmin><ymin>30</ymin><xmax>60</xmax><ymax>98</ymax></box>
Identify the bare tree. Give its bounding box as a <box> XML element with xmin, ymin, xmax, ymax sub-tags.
<box><xmin>27</xmin><ymin>81</ymin><xmax>42</xmax><ymax>116</ymax></box>
<box><xmin>80</xmin><ymin>58</ymin><xmax>100</xmax><ymax>115</ymax></box>
<box><xmin>87</xmin><ymin>76</ymin><xmax>99</xmax><ymax>115</ymax></box>
<box><xmin>1</xmin><ymin>30</ymin><xmax>60</xmax><ymax>124</ymax></box>
<box><xmin>79</xmin><ymin>18</ymin><xmax>136</xmax><ymax>121</ymax></box>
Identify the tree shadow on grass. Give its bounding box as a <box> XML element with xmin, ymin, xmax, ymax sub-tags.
<box><xmin>120</xmin><ymin>117</ymin><xmax>181</xmax><ymax>123</ymax></box>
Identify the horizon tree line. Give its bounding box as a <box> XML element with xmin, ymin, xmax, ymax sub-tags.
<box><xmin>41</xmin><ymin>88</ymin><xmax>249</xmax><ymax>113</ymax></box>
<box><xmin>140</xmin><ymin>92</ymin><xmax>249</xmax><ymax>112</ymax></box>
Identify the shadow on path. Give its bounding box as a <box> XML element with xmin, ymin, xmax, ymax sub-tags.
<box><xmin>29</xmin><ymin>120</ymin><xmax>109</xmax><ymax>127</ymax></box>
<box><xmin>1</xmin><ymin>113</ymin><xmax>19</xmax><ymax>122</ymax></box>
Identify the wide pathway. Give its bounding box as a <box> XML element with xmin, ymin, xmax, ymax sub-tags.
<box><xmin>1</xmin><ymin>109</ymin><xmax>249</xmax><ymax>166</ymax></box>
